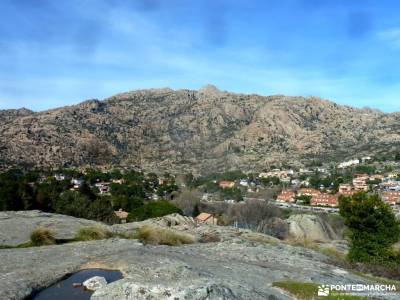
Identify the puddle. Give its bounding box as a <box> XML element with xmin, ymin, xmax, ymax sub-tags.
<box><xmin>30</xmin><ymin>269</ymin><xmax>123</xmax><ymax>300</ymax></box>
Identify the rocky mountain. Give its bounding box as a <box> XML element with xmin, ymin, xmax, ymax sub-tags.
<box><xmin>1</xmin><ymin>86</ymin><xmax>400</xmax><ymax>173</ymax></box>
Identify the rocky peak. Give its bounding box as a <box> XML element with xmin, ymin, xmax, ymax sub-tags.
<box><xmin>198</xmin><ymin>84</ymin><xmax>221</xmax><ymax>96</ymax></box>
<box><xmin>1</xmin><ymin>87</ymin><xmax>399</xmax><ymax>173</ymax></box>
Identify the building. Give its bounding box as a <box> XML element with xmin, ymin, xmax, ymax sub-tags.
<box><xmin>311</xmin><ymin>194</ymin><xmax>338</xmax><ymax>207</ymax></box>
<box><xmin>338</xmin><ymin>159</ymin><xmax>360</xmax><ymax>169</ymax></box>
<box><xmin>239</xmin><ymin>179</ymin><xmax>249</xmax><ymax>187</ymax></box>
<box><xmin>298</xmin><ymin>188</ymin><xmax>320</xmax><ymax>197</ymax></box>
<box><xmin>71</xmin><ymin>178</ymin><xmax>83</xmax><ymax>185</ymax></box>
<box><xmin>382</xmin><ymin>191</ymin><xmax>400</xmax><ymax>206</ymax></box>
<box><xmin>95</xmin><ymin>182</ymin><xmax>111</xmax><ymax>195</ymax></box>
<box><xmin>218</xmin><ymin>181</ymin><xmax>235</xmax><ymax>189</ymax></box>
<box><xmin>369</xmin><ymin>174</ymin><xmax>384</xmax><ymax>181</ymax></box>
<box><xmin>361</xmin><ymin>156</ymin><xmax>372</xmax><ymax>163</ymax></box>
<box><xmin>276</xmin><ymin>190</ymin><xmax>295</xmax><ymax>203</ymax></box>
<box><xmin>112</xmin><ymin>179</ymin><xmax>126</xmax><ymax>184</ymax></box>
<box><xmin>339</xmin><ymin>190</ymin><xmax>355</xmax><ymax>196</ymax></box>
<box><xmin>387</xmin><ymin>173</ymin><xmax>400</xmax><ymax>179</ymax></box>
<box><xmin>338</xmin><ymin>184</ymin><xmax>353</xmax><ymax>193</ymax></box>
<box><xmin>54</xmin><ymin>174</ymin><xmax>66</xmax><ymax>181</ymax></box>
<box><xmin>259</xmin><ymin>169</ymin><xmax>294</xmax><ymax>180</ymax></box>
<box><xmin>195</xmin><ymin>213</ymin><xmax>218</xmax><ymax>225</ymax></box>
<box><xmin>114</xmin><ymin>209</ymin><xmax>129</xmax><ymax>223</ymax></box>
<box><xmin>353</xmin><ymin>176</ymin><xmax>368</xmax><ymax>192</ymax></box>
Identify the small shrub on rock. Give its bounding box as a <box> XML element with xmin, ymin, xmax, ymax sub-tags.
<box><xmin>199</xmin><ymin>233</ymin><xmax>221</xmax><ymax>243</ymax></box>
<box><xmin>75</xmin><ymin>226</ymin><xmax>112</xmax><ymax>241</ymax></box>
<box><xmin>30</xmin><ymin>227</ymin><xmax>56</xmax><ymax>246</ymax></box>
<box><xmin>134</xmin><ymin>225</ymin><xmax>195</xmax><ymax>246</ymax></box>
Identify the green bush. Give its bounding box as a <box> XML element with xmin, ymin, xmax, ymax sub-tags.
<box><xmin>30</xmin><ymin>227</ymin><xmax>56</xmax><ymax>246</ymax></box>
<box><xmin>339</xmin><ymin>193</ymin><xmax>400</xmax><ymax>265</ymax></box>
<box><xmin>75</xmin><ymin>226</ymin><xmax>112</xmax><ymax>241</ymax></box>
<box><xmin>128</xmin><ymin>200</ymin><xmax>182</xmax><ymax>222</ymax></box>
<box><xmin>134</xmin><ymin>225</ymin><xmax>195</xmax><ymax>246</ymax></box>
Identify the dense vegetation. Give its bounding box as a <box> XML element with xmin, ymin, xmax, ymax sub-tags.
<box><xmin>339</xmin><ymin>193</ymin><xmax>400</xmax><ymax>267</ymax></box>
<box><xmin>0</xmin><ymin>168</ymin><xmax>180</xmax><ymax>224</ymax></box>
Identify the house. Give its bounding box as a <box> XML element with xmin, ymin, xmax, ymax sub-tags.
<box><xmin>311</xmin><ymin>194</ymin><xmax>338</xmax><ymax>207</ymax></box>
<box><xmin>71</xmin><ymin>178</ymin><xmax>84</xmax><ymax>186</ymax></box>
<box><xmin>239</xmin><ymin>179</ymin><xmax>248</xmax><ymax>187</ymax></box>
<box><xmin>291</xmin><ymin>179</ymin><xmax>300</xmax><ymax>186</ymax></box>
<box><xmin>114</xmin><ymin>209</ymin><xmax>129</xmax><ymax>223</ymax></box>
<box><xmin>387</xmin><ymin>173</ymin><xmax>399</xmax><ymax>179</ymax></box>
<box><xmin>382</xmin><ymin>191</ymin><xmax>400</xmax><ymax>205</ymax></box>
<box><xmin>361</xmin><ymin>156</ymin><xmax>372</xmax><ymax>163</ymax></box>
<box><xmin>112</xmin><ymin>179</ymin><xmax>125</xmax><ymax>184</ymax></box>
<box><xmin>369</xmin><ymin>174</ymin><xmax>384</xmax><ymax>181</ymax></box>
<box><xmin>95</xmin><ymin>182</ymin><xmax>111</xmax><ymax>195</ymax></box>
<box><xmin>195</xmin><ymin>213</ymin><xmax>218</xmax><ymax>225</ymax></box>
<box><xmin>298</xmin><ymin>188</ymin><xmax>320</xmax><ymax>197</ymax></box>
<box><xmin>339</xmin><ymin>190</ymin><xmax>355</xmax><ymax>196</ymax></box>
<box><xmin>276</xmin><ymin>190</ymin><xmax>295</xmax><ymax>203</ymax></box>
<box><xmin>54</xmin><ymin>174</ymin><xmax>66</xmax><ymax>181</ymax></box>
<box><xmin>259</xmin><ymin>169</ymin><xmax>294</xmax><ymax>180</ymax></box>
<box><xmin>338</xmin><ymin>184</ymin><xmax>353</xmax><ymax>193</ymax></box>
<box><xmin>219</xmin><ymin>181</ymin><xmax>235</xmax><ymax>189</ymax></box>
<box><xmin>338</xmin><ymin>159</ymin><xmax>360</xmax><ymax>169</ymax></box>
<box><xmin>299</xmin><ymin>168</ymin><xmax>313</xmax><ymax>175</ymax></box>
<box><xmin>353</xmin><ymin>176</ymin><xmax>368</xmax><ymax>192</ymax></box>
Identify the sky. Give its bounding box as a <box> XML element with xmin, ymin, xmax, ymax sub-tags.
<box><xmin>1</xmin><ymin>0</ymin><xmax>400</xmax><ymax>112</ymax></box>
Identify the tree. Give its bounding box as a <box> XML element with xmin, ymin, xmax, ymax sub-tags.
<box><xmin>173</xmin><ymin>190</ymin><xmax>200</xmax><ymax>216</ymax></box>
<box><xmin>339</xmin><ymin>193</ymin><xmax>400</xmax><ymax>264</ymax></box>
<box><xmin>156</xmin><ymin>184</ymin><xmax>179</xmax><ymax>198</ymax></box>
<box><xmin>79</xmin><ymin>182</ymin><xmax>96</xmax><ymax>201</ymax></box>
<box><xmin>184</xmin><ymin>173</ymin><xmax>195</xmax><ymax>189</ymax></box>
<box><xmin>128</xmin><ymin>200</ymin><xmax>182</xmax><ymax>222</ymax></box>
<box><xmin>87</xmin><ymin>197</ymin><xmax>119</xmax><ymax>224</ymax></box>
<box><xmin>295</xmin><ymin>194</ymin><xmax>311</xmax><ymax>205</ymax></box>
<box><xmin>112</xmin><ymin>195</ymin><xmax>143</xmax><ymax>212</ymax></box>
<box><xmin>192</xmin><ymin>203</ymin><xmax>200</xmax><ymax>217</ymax></box>
<box><xmin>227</xmin><ymin>200</ymin><xmax>283</xmax><ymax>233</ymax></box>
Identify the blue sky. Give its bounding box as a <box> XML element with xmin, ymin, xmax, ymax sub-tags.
<box><xmin>1</xmin><ymin>0</ymin><xmax>400</xmax><ymax>112</ymax></box>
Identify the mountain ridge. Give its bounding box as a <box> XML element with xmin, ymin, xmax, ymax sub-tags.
<box><xmin>1</xmin><ymin>87</ymin><xmax>399</xmax><ymax>173</ymax></box>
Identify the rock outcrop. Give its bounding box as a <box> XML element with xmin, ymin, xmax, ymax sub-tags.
<box><xmin>287</xmin><ymin>214</ymin><xmax>339</xmax><ymax>242</ymax></box>
<box><xmin>83</xmin><ymin>276</ymin><xmax>108</xmax><ymax>291</ymax></box>
<box><xmin>0</xmin><ymin>210</ymin><xmax>109</xmax><ymax>246</ymax></box>
<box><xmin>1</xmin><ymin>211</ymin><xmax>396</xmax><ymax>299</ymax></box>
<box><xmin>1</xmin><ymin>87</ymin><xmax>400</xmax><ymax>173</ymax></box>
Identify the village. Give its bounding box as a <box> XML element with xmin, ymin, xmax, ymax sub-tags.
<box><xmin>3</xmin><ymin>154</ymin><xmax>400</xmax><ymax>225</ymax></box>
<box><xmin>203</xmin><ymin>156</ymin><xmax>400</xmax><ymax>216</ymax></box>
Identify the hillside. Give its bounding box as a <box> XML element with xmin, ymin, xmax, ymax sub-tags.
<box><xmin>1</xmin><ymin>86</ymin><xmax>400</xmax><ymax>173</ymax></box>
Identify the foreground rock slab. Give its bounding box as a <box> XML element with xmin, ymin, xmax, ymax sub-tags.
<box><xmin>0</xmin><ymin>236</ymin><xmax>391</xmax><ymax>300</ymax></box>
<box><xmin>0</xmin><ymin>211</ymin><xmax>108</xmax><ymax>246</ymax></box>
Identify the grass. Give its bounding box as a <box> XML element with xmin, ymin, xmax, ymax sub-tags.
<box><xmin>134</xmin><ymin>225</ymin><xmax>195</xmax><ymax>246</ymax></box>
<box><xmin>74</xmin><ymin>226</ymin><xmax>113</xmax><ymax>241</ymax></box>
<box><xmin>272</xmin><ymin>281</ymin><xmax>368</xmax><ymax>300</ymax></box>
<box><xmin>30</xmin><ymin>227</ymin><xmax>56</xmax><ymax>246</ymax></box>
<box><xmin>285</xmin><ymin>239</ymin><xmax>345</xmax><ymax>261</ymax></box>
<box><xmin>242</xmin><ymin>234</ymin><xmax>278</xmax><ymax>246</ymax></box>
<box><xmin>352</xmin><ymin>271</ymin><xmax>400</xmax><ymax>291</ymax></box>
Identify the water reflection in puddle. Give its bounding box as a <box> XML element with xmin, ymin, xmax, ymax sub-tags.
<box><xmin>31</xmin><ymin>269</ymin><xmax>123</xmax><ymax>300</ymax></box>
